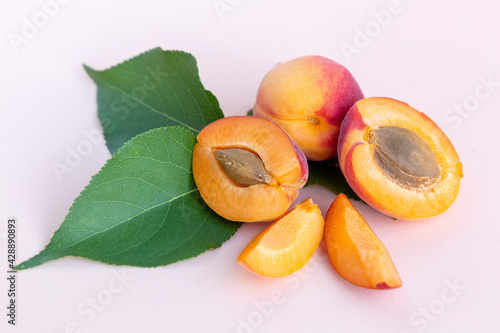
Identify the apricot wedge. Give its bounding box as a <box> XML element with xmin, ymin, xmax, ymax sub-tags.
<box><xmin>338</xmin><ymin>97</ymin><xmax>463</xmax><ymax>220</ymax></box>
<box><xmin>193</xmin><ymin>116</ymin><xmax>308</xmax><ymax>222</ymax></box>
<box><xmin>324</xmin><ymin>194</ymin><xmax>402</xmax><ymax>289</ymax></box>
<box><xmin>238</xmin><ymin>198</ymin><xmax>324</xmax><ymax>277</ymax></box>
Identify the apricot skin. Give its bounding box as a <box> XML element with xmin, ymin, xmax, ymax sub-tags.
<box><xmin>193</xmin><ymin>116</ymin><xmax>308</xmax><ymax>222</ymax></box>
<box><xmin>338</xmin><ymin>97</ymin><xmax>463</xmax><ymax>220</ymax></box>
<box><xmin>254</xmin><ymin>55</ymin><xmax>364</xmax><ymax>161</ymax></box>
<box><xmin>238</xmin><ymin>198</ymin><xmax>325</xmax><ymax>277</ymax></box>
<box><xmin>324</xmin><ymin>193</ymin><xmax>402</xmax><ymax>289</ymax></box>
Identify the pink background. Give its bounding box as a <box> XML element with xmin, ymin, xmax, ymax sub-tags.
<box><xmin>1</xmin><ymin>1</ymin><xmax>499</xmax><ymax>332</ymax></box>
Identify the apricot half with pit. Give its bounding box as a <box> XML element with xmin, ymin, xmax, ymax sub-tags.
<box><xmin>193</xmin><ymin>116</ymin><xmax>308</xmax><ymax>222</ymax></box>
<box><xmin>338</xmin><ymin>97</ymin><xmax>463</xmax><ymax>220</ymax></box>
<box><xmin>254</xmin><ymin>55</ymin><xmax>364</xmax><ymax>161</ymax></box>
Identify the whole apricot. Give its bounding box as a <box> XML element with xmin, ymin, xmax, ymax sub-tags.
<box><xmin>192</xmin><ymin>116</ymin><xmax>308</xmax><ymax>222</ymax></box>
<box><xmin>254</xmin><ymin>55</ymin><xmax>364</xmax><ymax>161</ymax></box>
<box><xmin>338</xmin><ymin>97</ymin><xmax>463</xmax><ymax>220</ymax></box>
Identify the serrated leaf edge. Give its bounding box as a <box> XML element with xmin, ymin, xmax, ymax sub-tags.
<box><xmin>83</xmin><ymin>47</ymin><xmax>195</xmax><ymax>78</ymax></box>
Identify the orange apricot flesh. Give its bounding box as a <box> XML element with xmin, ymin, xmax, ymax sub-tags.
<box><xmin>324</xmin><ymin>193</ymin><xmax>402</xmax><ymax>289</ymax></box>
<box><xmin>254</xmin><ymin>55</ymin><xmax>364</xmax><ymax>161</ymax></box>
<box><xmin>193</xmin><ymin>116</ymin><xmax>308</xmax><ymax>222</ymax></box>
<box><xmin>238</xmin><ymin>198</ymin><xmax>325</xmax><ymax>277</ymax></box>
<box><xmin>338</xmin><ymin>97</ymin><xmax>463</xmax><ymax>220</ymax></box>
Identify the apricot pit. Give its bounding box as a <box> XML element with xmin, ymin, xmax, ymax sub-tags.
<box><xmin>370</xmin><ymin>126</ymin><xmax>441</xmax><ymax>189</ymax></box>
<box><xmin>214</xmin><ymin>148</ymin><xmax>274</xmax><ymax>186</ymax></box>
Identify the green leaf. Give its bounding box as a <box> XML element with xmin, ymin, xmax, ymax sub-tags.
<box><xmin>306</xmin><ymin>158</ymin><xmax>361</xmax><ymax>201</ymax></box>
<box><xmin>85</xmin><ymin>48</ymin><xmax>224</xmax><ymax>154</ymax></box>
<box><xmin>246</xmin><ymin>108</ymin><xmax>253</xmax><ymax>116</ymax></box>
<box><xmin>16</xmin><ymin>127</ymin><xmax>241</xmax><ymax>270</ymax></box>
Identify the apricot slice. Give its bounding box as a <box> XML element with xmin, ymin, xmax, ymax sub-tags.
<box><xmin>193</xmin><ymin>116</ymin><xmax>308</xmax><ymax>222</ymax></box>
<box><xmin>338</xmin><ymin>97</ymin><xmax>463</xmax><ymax>220</ymax></box>
<box><xmin>324</xmin><ymin>193</ymin><xmax>402</xmax><ymax>289</ymax></box>
<box><xmin>254</xmin><ymin>55</ymin><xmax>364</xmax><ymax>161</ymax></box>
<box><xmin>238</xmin><ymin>198</ymin><xmax>325</xmax><ymax>277</ymax></box>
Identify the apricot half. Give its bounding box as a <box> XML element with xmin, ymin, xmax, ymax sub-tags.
<box><xmin>193</xmin><ymin>116</ymin><xmax>308</xmax><ymax>222</ymax></box>
<box><xmin>324</xmin><ymin>194</ymin><xmax>402</xmax><ymax>289</ymax></box>
<box><xmin>338</xmin><ymin>97</ymin><xmax>463</xmax><ymax>220</ymax></box>
<box><xmin>254</xmin><ymin>55</ymin><xmax>364</xmax><ymax>161</ymax></box>
<box><xmin>238</xmin><ymin>198</ymin><xmax>325</xmax><ymax>277</ymax></box>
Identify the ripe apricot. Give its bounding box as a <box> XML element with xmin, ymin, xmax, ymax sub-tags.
<box><xmin>254</xmin><ymin>55</ymin><xmax>364</xmax><ymax>161</ymax></box>
<box><xmin>238</xmin><ymin>198</ymin><xmax>325</xmax><ymax>277</ymax></box>
<box><xmin>324</xmin><ymin>193</ymin><xmax>402</xmax><ymax>289</ymax></box>
<box><xmin>338</xmin><ymin>97</ymin><xmax>463</xmax><ymax>220</ymax></box>
<box><xmin>193</xmin><ymin>116</ymin><xmax>308</xmax><ymax>222</ymax></box>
